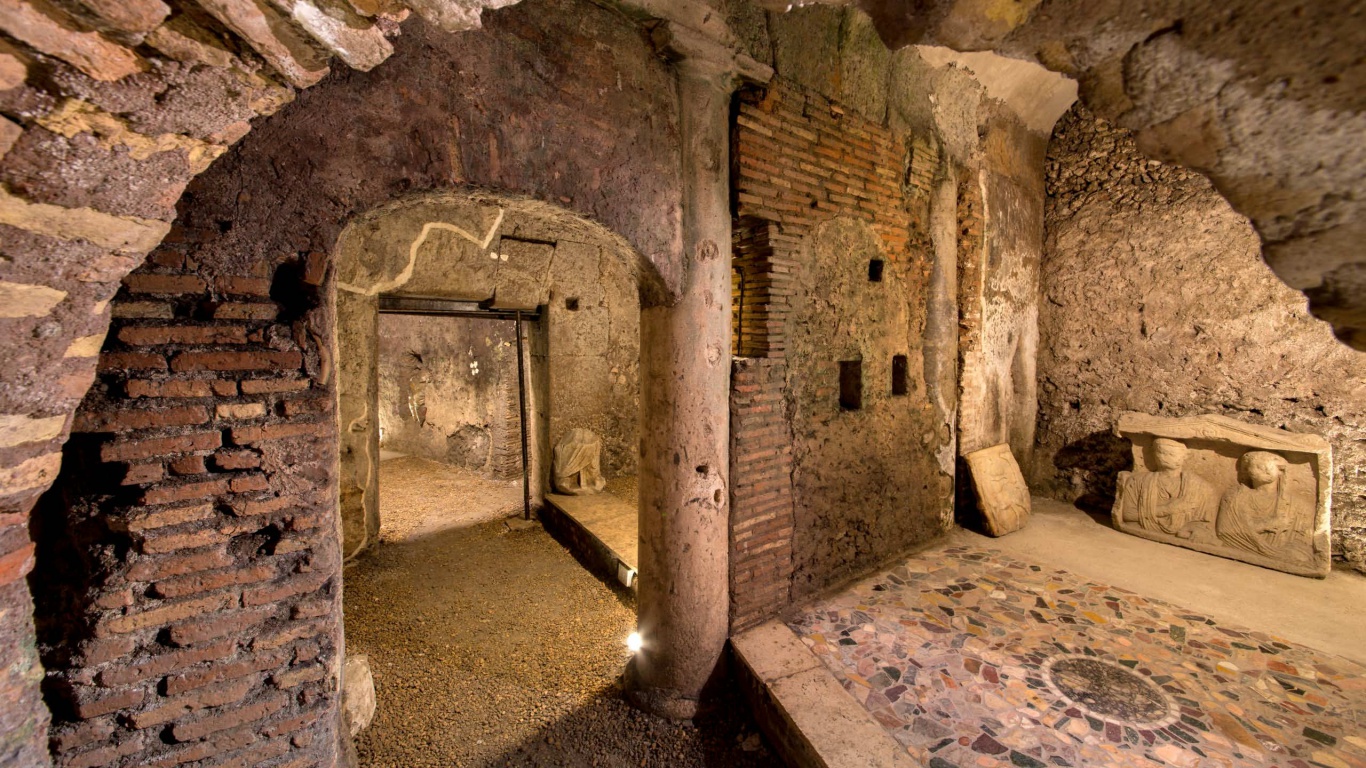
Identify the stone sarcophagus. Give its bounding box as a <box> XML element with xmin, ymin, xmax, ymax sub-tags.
<box><xmin>1112</xmin><ymin>413</ymin><xmax>1332</xmax><ymax>578</ymax></box>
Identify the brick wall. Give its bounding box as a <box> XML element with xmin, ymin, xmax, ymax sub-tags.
<box><xmin>727</xmin><ymin>79</ymin><xmax>945</xmax><ymax>625</ymax></box>
<box><xmin>728</xmin><ymin>359</ymin><xmax>793</xmax><ymax>632</ymax></box>
<box><xmin>734</xmin><ymin>85</ymin><xmax>910</xmax><ymax>254</ymax></box>
<box><xmin>31</xmin><ymin>245</ymin><xmax>342</xmax><ymax>768</ymax></box>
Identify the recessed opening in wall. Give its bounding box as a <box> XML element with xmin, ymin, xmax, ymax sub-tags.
<box><xmin>892</xmin><ymin>354</ymin><xmax>908</xmax><ymax>396</ymax></box>
<box><xmin>839</xmin><ymin>360</ymin><xmax>862</xmax><ymax>411</ymax></box>
<box><xmin>373</xmin><ymin>297</ymin><xmax>540</xmax><ymax>539</ymax></box>
<box><xmin>565</xmin><ymin>297</ymin><xmax>580</xmax><ymax>311</ymax></box>
<box><xmin>868</xmin><ymin>259</ymin><xmax>884</xmax><ymax>282</ymax></box>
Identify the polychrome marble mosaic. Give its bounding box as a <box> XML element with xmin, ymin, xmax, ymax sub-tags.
<box><xmin>789</xmin><ymin>546</ymin><xmax>1366</xmax><ymax>768</ymax></box>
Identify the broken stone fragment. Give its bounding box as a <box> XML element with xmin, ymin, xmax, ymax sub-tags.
<box><xmin>342</xmin><ymin>654</ymin><xmax>376</xmax><ymax>737</ymax></box>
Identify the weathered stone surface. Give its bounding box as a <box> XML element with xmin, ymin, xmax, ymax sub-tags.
<box><xmin>71</xmin><ymin>0</ymin><xmax>171</xmax><ymax>37</ymax></box>
<box><xmin>0</xmin><ymin>46</ymin><xmax>27</xmax><ymax>89</ymax></box>
<box><xmin>278</xmin><ymin>0</ymin><xmax>393</xmax><ymax>70</ymax></box>
<box><xmin>342</xmin><ymin>654</ymin><xmax>375</xmax><ymax>737</ymax></box>
<box><xmin>964</xmin><ymin>443</ymin><xmax>1029</xmax><ymax>537</ymax></box>
<box><xmin>552</xmin><ymin>428</ymin><xmax>606</xmax><ymax>495</ymax></box>
<box><xmin>400</xmin><ymin>0</ymin><xmax>521</xmax><ymax>32</ymax></box>
<box><xmin>144</xmin><ymin>16</ymin><xmax>240</xmax><ymax>68</ymax></box>
<box><xmin>37</xmin><ymin>99</ymin><xmax>227</xmax><ymax>173</ymax></box>
<box><xmin>0</xmin><ymin>0</ymin><xmax>146</xmax><ymax>81</ymax></box>
<box><xmin>1113</xmin><ymin>413</ymin><xmax>1332</xmax><ymax>578</ymax></box>
<box><xmin>0</xmin><ymin>117</ymin><xmax>20</xmax><ymax>160</ymax></box>
<box><xmin>1035</xmin><ymin>106</ymin><xmax>1366</xmax><ymax>574</ymax></box>
<box><xmin>0</xmin><ymin>414</ymin><xmax>66</xmax><ymax>448</ymax></box>
<box><xmin>0</xmin><ymin>187</ymin><xmax>170</xmax><ymax>251</ymax></box>
<box><xmin>194</xmin><ymin>0</ymin><xmax>331</xmax><ymax>88</ymax></box>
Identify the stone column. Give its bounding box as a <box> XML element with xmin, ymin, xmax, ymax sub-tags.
<box><xmin>627</xmin><ymin>24</ymin><xmax>770</xmax><ymax>720</ymax></box>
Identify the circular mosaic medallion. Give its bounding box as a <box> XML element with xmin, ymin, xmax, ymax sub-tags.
<box><xmin>1044</xmin><ymin>655</ymin><xmax>1179</xmax><ymax>728</ymax></box>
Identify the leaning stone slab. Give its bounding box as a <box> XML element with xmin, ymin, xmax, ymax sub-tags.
<box><xmin>963</xmin><ymin>443</ymin><xmax>1030</xmax><ymax>537</ymax></box>
<box><xmin>1112</xmin><ymin>412</ymin><xmax>1332</xmax><ymax>578</ymax></box>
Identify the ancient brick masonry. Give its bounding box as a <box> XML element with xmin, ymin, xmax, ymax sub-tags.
<box><xmin>728</xmin><ymin>359</ymin><xmax>794</xmax><ymax>632</ymax></box>
<box><xmin>31</xmin><ymin>244</ymin><xmax>341</xmax><ymax>768</ymax></box>
<box><xmin>727</xmin><ymin>79</ymin><xmax>932</xmax><ymax>628</ymax></box>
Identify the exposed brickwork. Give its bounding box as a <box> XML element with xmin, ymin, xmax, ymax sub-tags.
<box><xmin>734</xmin><ymin>83</ymin><xmax>910</xmax><ymax>257</ymax></box>
<box><xmin>731</xmin><ymin>218</ymin><xmax>799</xmax><ymax>359</ymax></box>
<box><xmin>729</xmin><ymin>358</ymin><xmax>794</xmax><ymax>632</ymax></box>
<box><xmin>728</xmin><ymin>78</ymin><xmax>931</xmax><ymax>626</ymax></box>
<box><xmin>30</xmin><ymin>246</ymin><xmax>341</xmax><ymax>768</ymax></box>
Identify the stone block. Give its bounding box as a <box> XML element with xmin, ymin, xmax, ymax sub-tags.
<box><xmin>0</xmin><ymin>0</ymin><xmax>146</xmax><ymax>81</ymax></box>
<box><xmin>963</xmin><ymin>443</ymin><xmax>1030</xmax><ymax>536</ymax></box>
<box><xmin>342</xmin><ymin>654</ymin><xmax>376</xmax><ymax>737</ymax></box>
<box><xmin>194</xmin><ymin>0</ymin><xmax>330</xmax><ymax>88</ymax></box>
<box><xmin>1112</xmin><ymin>412</ymin><xmax>1332</xmax><ymax>577</ymax></box>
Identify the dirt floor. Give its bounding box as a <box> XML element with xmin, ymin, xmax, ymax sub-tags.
<box><xmin>377</xmin><ymin>456</ymin><xmax>524</xmax><ymax>542</ymax></box>
<box><xmin>344</xmin><ymin>515</ymin><xmax>775</xmax><ymax>767</ymax></box>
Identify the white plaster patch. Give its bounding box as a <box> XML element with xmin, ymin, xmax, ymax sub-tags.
<box><xmin>338</xmin><ymin>208</ymin><xmax>505</xmax><ymax>295</ymax></box>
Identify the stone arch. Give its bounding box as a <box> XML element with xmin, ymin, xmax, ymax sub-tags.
<box><xmin>0</xmin><ymin>0</ymin><xmax>1363</xmax><ymax>763</ymax></box>
<box><xmin>5</xmin><ymin>2</ymin><xmax>689</xmax><ymax>763</ymax></box>
<box><xmin>330</xmin><ymin>190</ymin><xmax>658</xmax><ymax>558</ymax></box>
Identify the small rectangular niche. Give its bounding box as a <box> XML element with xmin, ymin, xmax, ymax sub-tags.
<box><xmin>868</xmin><ymin>259</ymin><xmax>884</xmax><ymax>282</ymax></box>
<box><xmin>891</xmin><ymin>354</ymin><xmax>909</xmax><ymax>396</ymax></box>
<box><xmin>839</xmin><ymin>360</ymin><xmax>862</xmax><ymax>411</ymax></box>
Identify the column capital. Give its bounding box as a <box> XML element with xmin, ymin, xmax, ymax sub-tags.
<box><xmin>650</xmin><ymin>21</ymin><xmax>773</xmax><ymax>89</ymax></box>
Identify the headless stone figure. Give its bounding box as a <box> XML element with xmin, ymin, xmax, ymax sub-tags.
<box><xmin>553</xmin><ymin>428</ymin><xmax>607</xmax><ymax>495</ymax></box>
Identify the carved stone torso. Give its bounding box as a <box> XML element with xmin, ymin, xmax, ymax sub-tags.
<box><xmin>1110</xmin><ymin>413</ymin><xmax>1331</xmax><ymax>578</ymax></box>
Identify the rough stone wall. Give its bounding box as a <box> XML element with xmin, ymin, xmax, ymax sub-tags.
<box><xmin>376</xmin><ymin>314</ymin><xmax>519</xmax><ymax>475</ymax></box>
<box><xmin>23</xmin><ymin>2</ymin><xmax>673</xmax><ymax>765</ymax></box>
<box><xmin>1035</xmin><ymin>105</ymin><xmax>1366</xmax><ymax>572</ymax></box>
<box><xmin>731</xmin><ymin>79</ymin><xmax>951</xmax><ymax>604</ymax></box>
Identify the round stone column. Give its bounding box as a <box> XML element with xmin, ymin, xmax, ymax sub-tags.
<box><xmin>627</xmin><ymin>53</ymin><xmax>740</xmax><ymax>720</ymax></box>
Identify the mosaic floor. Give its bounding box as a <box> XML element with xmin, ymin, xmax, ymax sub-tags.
<box><xmin>789</xmin><ymin>546</ymin><xmax>1366</xmax><ymax>768</ymax></box>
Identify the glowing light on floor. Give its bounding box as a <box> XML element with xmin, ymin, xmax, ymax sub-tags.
<box><xmin>626</xmin><ymin>632</ymin><xmax>643</xmax><ymax>652</ymax></box>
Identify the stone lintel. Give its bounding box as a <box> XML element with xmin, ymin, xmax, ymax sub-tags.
<box><xmin>1116</xmin><ymin>412</ymin><xmax>1331</xmax><ymax>456</ymax></box>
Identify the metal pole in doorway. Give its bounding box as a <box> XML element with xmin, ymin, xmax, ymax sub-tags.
<box><xmin>515</xmin><ymin>311</ymin><xmax>531</xmax><ymax>521</ymax></box>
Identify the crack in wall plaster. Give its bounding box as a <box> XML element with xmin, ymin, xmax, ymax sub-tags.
<box><xmin>337</xmin><ymin>208</ymin><xmax>506</xmax><ymax>296</ymax></box>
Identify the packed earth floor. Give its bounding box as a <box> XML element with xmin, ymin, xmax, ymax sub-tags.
<box><xmin>343</xmin><ymin>488</ymin><xmax>775</xmax><ymax>767</ymax></box>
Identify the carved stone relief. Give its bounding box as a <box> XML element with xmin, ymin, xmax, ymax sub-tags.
<box><xmin>964</xmin><ymin>443</ymin><xmax>1031</xmax><ymax>537</ymax></box>
<box><xmin>552</xmin><ymin>428</ymin><xmax>607</xmax><ymax>495</ymax></box>
<box><xmin>1112</xmin><ymin>413</ymin><xmax>1332</xmax><ymax>578</ymax></box>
